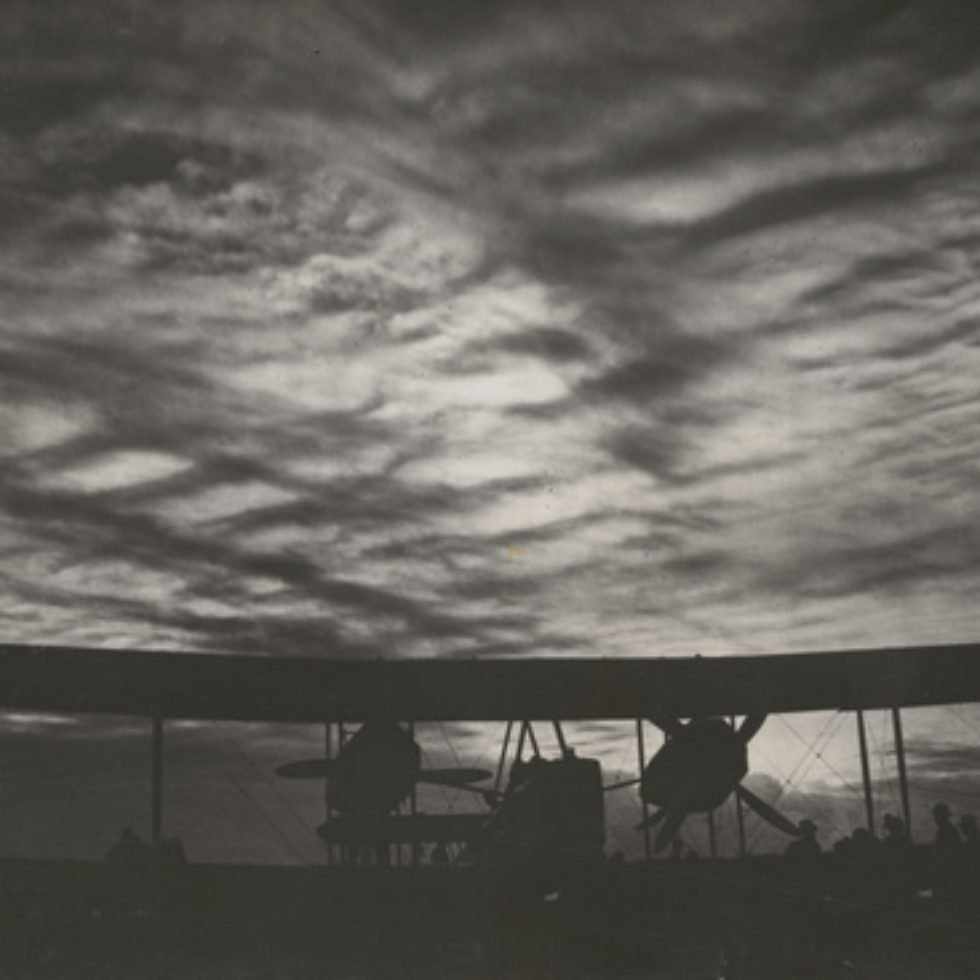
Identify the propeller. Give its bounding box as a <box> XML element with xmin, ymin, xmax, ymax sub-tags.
<box><xmin>647</xmin><ymin>705</ymin><xmax>685</xmax><ymax>739</ymax></box>
<box><xmin>636</xmin><ymin>808</ymin><xmax>696</xmax><ymax>855</ymax></box>
<box><xmin>636</xmin><ymin>807</ymin><xmax>696</xmax><ymax>852</ymax></box>
<box><xmin>654</xmin><ymin>810</ymin><xmax>687</xmax><ymax>851</ymax></box>
<box><xmin>636</xmin><ymin>808</ymin><xmax>667</xmax><ymax>831</ymax></box>
<box><xmin>634</xmin><ymin>712</ymin><xmax>801</xmax><ymax>851</ymax></box>
<box><xmin>732</xmin><ymin>713</ymin><xmax>802</xmax><ymax>836</ymax></box>
<box><xmin>417</xmin><ymin>767</ymin><xmax>493</xmax><ymax>788</ymax></box>
<box><xmin>735</xmin><ymin>785</ymin><xmax>802</xmax><ymax>837</ymax></box>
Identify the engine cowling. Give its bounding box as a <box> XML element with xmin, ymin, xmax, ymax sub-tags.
<box><xmin>640</xmin><ymin>717</ymin><xmax>747</xmax><ymax>812</ymax></box>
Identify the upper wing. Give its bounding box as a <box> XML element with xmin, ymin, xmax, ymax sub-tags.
<box><xmin>0</xmin><ymin>641</ymin><xmax>977</xmax><ymax>722</ymax></box>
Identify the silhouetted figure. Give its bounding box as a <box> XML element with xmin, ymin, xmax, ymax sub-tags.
<box><xmin>882</xmin><ymin>814</ymin><xmax>909</xmax><ymax>852</ymax></box>
<box><xmin>158</xmin><ymin>837</ymin><xmax>188</xmax><ymax>864</ymax></box>
<box><xmin>932</xmin><ymin>803</ymin><xmax>961</xmax><ymax>901</ymax></box>
<box><xmin>430</xmin><ymin>842</ymin><xmax>449</xmax><ymax>865</ymax></box>
<box><xmin>103</xmin><ymin>828</ymin><xmax>153</xmax><ymax>913</ymax></box>
<box><xmin>785</xmin><ymin>819</ymin><xmax>821</xmax><ymax>859</ymax></box>
<box><xmin>105</xmin><ymin>827</ymin><xmax>151</xmax><ymax>863</ymax></box>
<box><xmin>850</xmin><ymin>826</ymin><xmax>878</xmax><ymax>861</ymax></box>
<box><xmin>828</xmin><ymin>835</ymin><xmax>855</xmax><ymax>897</ymax></box>
<box><xmin>880</xmin><ymin>814</ymin><xmax>914</xmax><ymax>899</ymax></box>
<box><xmin>847</xmin><ymin>827</ymin><xmax>883</xmax><ymax>898</ymax></box>
<box><xmin>664</xmin><ymin>834</ymin><xmax>700</xmax><ymax>861</ymax></box>
<box><xmin>959</xmin><ymin>813</ymin><xmax>979</xmax><ymax>851</ymax></box>
<box><xmin>958</xmin><ymin>814</ymin><xmax>980</xmax><ymax>902</ymax></box>
<box><xmin>932</xmin><ymin>803</ymin><xmax>960</xmax><ymax>856</ymax></box>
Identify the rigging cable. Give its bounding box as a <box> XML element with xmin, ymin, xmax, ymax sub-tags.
<box><xmin>746</xmin><ymin>711</ymin><xmax>851</xmax><ymax>851</ymax></box>
<box><xmin>192</xmin><ymin>721</ymin><xmax>312</xmax><ymax>864</ymax></box>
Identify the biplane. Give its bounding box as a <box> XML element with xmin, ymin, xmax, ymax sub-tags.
<box><xmin>1</xmin><ymin>640</ymin><xmax>979</xmax><ymax>868</ymax></box>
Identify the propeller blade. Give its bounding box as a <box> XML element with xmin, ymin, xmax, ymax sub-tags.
<box><xmin>275</xmin><ymin>759</ymin><xmax>336</xmax><ymax>779</ymax></box>
<box><xmin>737</xmin><ymin>712</ymin><xmax>767</xmax><ymax>744</ymax></box>
<box><xmin>635</xmin><ymin>808</ymin><xmax>667</xmax><ymax>831</ymax></box>
<box><xmin>418</xmin><ymin>767</ymin><xmax>492</xmax><ymax>788</ymax></box>
<box><xmin>604</xmin><ymin>777</ymin><xmax>642</xmax><ymax>792</ymax></box>
<box><xmin>736</xmin><ymin>784</ymin><xmax>801</xmax><ymax>836</ymax></box>
<box><xmin>648</xmin><ymin>705</ymin><xmax>685</xmax><ymax>739</ymax></box>
<box><xmin>653</xmin><ymin>809</ymin><xmax>689</xmax><ymax>851</ymax></box>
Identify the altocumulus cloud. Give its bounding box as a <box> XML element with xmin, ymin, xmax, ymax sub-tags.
<box><xmin>1</xmin><ymin>1</ymin><xmax>980</xmax><ymax>860</ymax></box>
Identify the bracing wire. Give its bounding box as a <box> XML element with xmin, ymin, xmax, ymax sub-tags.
<box><xmin>213</xmin><ymin>722</ymin><xmax>322</xmax><ymax>844</ymax></box>
<box><xmin>945</xmin><ymin>704</ymin><xmax>980</xmax><ymax>741</ymax></box>
<box><xmin>746</xmin><ymin>712</ymin><xmax>851</xmax><ymax>851</ymax></box>
<box><xmin>186</xmin><ymin>722</ymin><xmax>311</xmax><ymax>864</ymax></box>
<box><xmin>778</xmin><ymin>712</ymin><xmax>866</xmax><ymax>805</ymax></box>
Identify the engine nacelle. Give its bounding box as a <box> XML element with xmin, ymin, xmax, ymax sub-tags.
<box><xmin>641</xmin><ymin>717</ymin><xmax>747</xmax><ymax>812</ymax></box>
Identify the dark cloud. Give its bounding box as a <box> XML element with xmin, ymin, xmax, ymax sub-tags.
<box><xmin>675</xmin><ymin>449</ymin><xmax>808</xmax><ymax>488</ymax></box>
<box><xmin>683</xmin><ymin>164</ymin><xmax>951</xmax><ymax>252</ymax></box>
<box><xmin>751</xmin><ymin>524</ymin><xmax>980</xmax><ymax>602</ymax></box>
<box><xmin>903</xmin><ymin>738</ymin><xmax>980</xmax><ymax>777</ymax></box>
<box><xmin>483</xmin><ymin>325</ymin><xmax>593</xmax><ymax>363</ymax></box>
<box><xmin>0</xmin><ymin>73</ymin><xmax>121</xmax><ymax>139</ymax></box>
<box><xmin>584</xmin><ymin>334</ymin><xmax>737</xmax><ymax>404</ymax></box>
<box><xmin>880</xmin><ymin>315</ymin><xmax>980</xmax><ymax>362</ymax></box>
<box><xmin>2</xmin><ymin>469</ymin><xmax>485</xmax><ymax>642</ymax></box>
<box><xmin>340</xmin><ymin>0</ymin><xmax>511</xmax><ymax>49</ymax></box>
<box><xmin>605</xmin><ymin>427</ymin><xmax>688</xmax><ymax>480</ymax></box>
<box><xmin>660</xmin><ymin>549</ymin><xmax>736</xmax><ymax>579</ymax></box>
<box><xmin>797</xmin><ymin>248</ymin><xmax>945</xmax><ymax>310</ymax></box>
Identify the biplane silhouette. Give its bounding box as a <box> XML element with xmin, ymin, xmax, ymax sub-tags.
<box><xmin>0</xmin><ymin>641</ymin><xmax>978</xmax><ymax>866</ymax></box>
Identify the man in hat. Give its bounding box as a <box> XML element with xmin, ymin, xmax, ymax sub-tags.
<box><xmin>932</xmin><ymin>803</ymin><xmax>962</xmax><ymax>901</ymax></box>
<box><xmin>785</xmin><ymin>818</ymin><xmax>821</xmax><ymax>859</ymax></box>
<box><xmin>932</xmin><ymin>802</ymin><xmax>960</xmax><ymax>857</ymax></box>
<box><xmin>882</xmin><ymin>813</ymin><xmax>910</xmax><ymax>854</ymax></box>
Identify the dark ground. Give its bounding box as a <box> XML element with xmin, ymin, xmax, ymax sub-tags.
<box><xmin>0</xmin><ymin>851</ymin><xmax>978</xmax><ymax>978</ymax></box>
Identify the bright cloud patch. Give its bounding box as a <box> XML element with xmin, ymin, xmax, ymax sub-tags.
<box><xmin>53</xmin><ymin>451</ymin><xmax>190</xmax><ymax>494</ymax></box>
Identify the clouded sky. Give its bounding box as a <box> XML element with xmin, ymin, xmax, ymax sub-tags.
<box><xmin>2</xmin><ymin>1</ymin><xmax>980</xmax><ymax>859</ymax></box>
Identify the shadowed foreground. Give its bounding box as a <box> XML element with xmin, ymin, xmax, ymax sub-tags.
<box><xmin>1</xmin><ymin>851</ymin><xmax>979</xmax><ymax>979</ymax></box>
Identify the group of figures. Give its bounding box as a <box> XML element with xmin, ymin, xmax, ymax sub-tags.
<box><xmin>775</xmin><ymin>801</ymin><xmax>980</xmax><ymax>907</ymax></box>
<box><xmin>786</xmin><ymin>802</ymin><xmax>978</xmax><ymax>859</ymax></box>
<box><xmin>710</xmin><ymin>804</ymin><xmax>980</xmax><ymax>978</ymax></box>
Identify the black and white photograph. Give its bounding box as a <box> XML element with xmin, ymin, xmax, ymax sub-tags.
<box><xmin>2</xmin><ymin>1</ymin><xmax>980</xmax><ymax>976</ymax></box>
